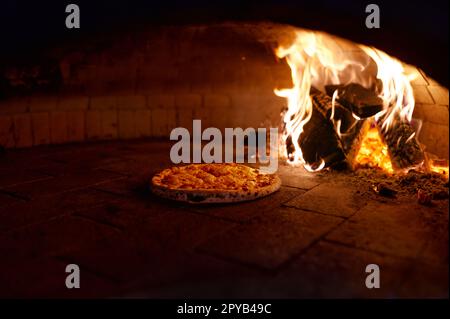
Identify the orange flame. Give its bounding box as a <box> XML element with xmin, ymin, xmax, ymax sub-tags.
<box><xmin>429</xmin><ymin>159</ymin><xmax>449</xmax><ymax>179</ymax></box>
<box><xmin>359</xmin><ymin>46</ymin><xmax>416</xmax><ymax>131</ymax></box>
<box><xmin>430</xmin><ymin>166</ymin><xmax>449</xmax><ymax>178</ymax></box>
<box><xmin>354</xmin><ymin>127</ymin><xmax>394</xmax><ymax>174</ymax></box>
<box><xmin>274</xmin><ymin>29</ymin><xmax>416</xmax><ymax>172</ymax></box>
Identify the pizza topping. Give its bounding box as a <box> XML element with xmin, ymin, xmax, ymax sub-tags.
<box><xmin>153</xmin><ymin>163</ymin><xmax>277</xmax><ymax>191</ymax></box>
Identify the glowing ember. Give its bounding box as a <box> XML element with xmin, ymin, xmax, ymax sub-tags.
<box><xmin>354</xmin><ymin>126</ymin><xmax>394</xmax><ymax>174</ymax></box>
<box><xmin>429</xmin><ymin>162</ymin><xmax>449</xmax><ymax>179</ymax></box>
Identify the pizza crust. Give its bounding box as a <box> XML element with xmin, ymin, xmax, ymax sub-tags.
<box><xmin>151</xmin><ymin>163</ymin><xmax>281</xmax><ymax>204</ymax></box>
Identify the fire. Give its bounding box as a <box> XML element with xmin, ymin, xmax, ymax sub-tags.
<box><xmin>359</xmin><ymin>46</ymin><xmax>416</xmax><ymax>130</ymax></box>
<box><xmin>430</xmin><ymin>165</ymin><xmax>449</xmax><ymax>178</ymax></box>
<box><xmin>429</xmin><ymin>160</ymin><xmax>449</xmax><ymax>179</ymax></box>
<box><xmin>274</xmin><ymin>29</ymin><xmax>417</xmax><ymax>173</ymax></box>
<box><xmin>354</xmin><ymin>126</ymin><xmax>394</xmax><ymax>174</ymax></box>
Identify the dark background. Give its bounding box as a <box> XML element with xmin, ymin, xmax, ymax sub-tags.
<box><xmin>0</xmin><ymin>0</ymin><xmax>448</xmax><ymax>85</ymax></box>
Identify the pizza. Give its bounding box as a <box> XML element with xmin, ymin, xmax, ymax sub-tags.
<box><xmin>151</xmin><ymin>163</ymin><xmax>281</xmax><ymax>204</ymax></box>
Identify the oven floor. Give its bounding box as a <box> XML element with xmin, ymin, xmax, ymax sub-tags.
<box><xmin>0</xmin><ymin>139</ymin><xmax>448</xmax><ymax>298</ymax></box>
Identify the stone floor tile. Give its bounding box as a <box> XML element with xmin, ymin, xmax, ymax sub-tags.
<box><xmin>0</xmin><ymin>257</ymin><xmax>119</xmax><ymax>298</ymax></box>
<box><xmin>276</xmin><ymin>164</ymin><xmax>321</xmax><ymax>190</ymax></box>
<box><xmin>397</xmin><ymin>262</ymin><xmax>448</xmax><ymax>298</ymax></box>
<box><xmin>1</xmin><ymin>169</ymin><xmax>125</xmax><ymax>199</ymax></box>
<box><xmin>0</xmin><ymin>188</ymin><xmax>121</xmax><ymax>233</ymax></box>
<box><xmin>198</xmin><ymin>207</ymin><xmax>342</xmax><ymax>269</ymax></box>
<box><xmin>189</xmin><ymin>186</ymin><xmax>305</xmax><ymax>222</ymax></box>
<box><xmin>284</xmin><ymin>182</ymin><xmax>366</xmax><ymax>217</ymax></box>
<box><xmin>326</xmin><ymin>201</ymin><xmax>448</xmax><ymax>259</ymax></box>
<box><xmin>265</xmin><ymin>240</ymin><xmax>414</xmax><ymax>298</ymax></box>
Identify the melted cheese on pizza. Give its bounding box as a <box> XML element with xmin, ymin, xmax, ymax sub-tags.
<box><xmin>152</xmin><ymin>163</ymin><xmax>275</xmax><ymax>191</ymax></box>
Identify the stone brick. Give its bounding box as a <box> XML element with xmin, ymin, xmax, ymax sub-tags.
<box><xmin>138</xmin><ymin>65</ymin><xmax>177</xmax><ymax>83</ymax></box>
<box><xmin>101</xmin><ymin>110</ymin><xmax>118</xmax><ymax>139</ymax></box>
<box><xmin>86</xmin><ymin>110</ymin><xmax>102</xmax><ymax>140</ymax></box>
<box><xmin>230</xmin><ymin>94</ymin><xmax>261</xmax><ymax>127</ymax></box>
<box><xmin>189</xmin><ymin>79</ymin><xmax>212</xmax><ymax>95</ymax></box>
<box><xmin>228</xmin><ymin>105</ymin><xmax>247</xmax><ymax>128</ymax></box>
<box><xmin>66</xmin><ymin>111</ymin><xmax>85</xmax><ymax>142</ymax></box>
<box><xmin>50</xmin><ymin>112</ymin><xmax>68</xmax><ymax>144</ymax></box>
<box><xmin>284</xmin><ymin>182</ymin><xmax>365</xmax><ymax>217</ymax></box>
<box><xmin>29</xmin><ymin>96</ymin><xmax>58</xmax><ymax>112</ymax></box>
<box><xmin>198</xmin><ymin>207</ymin><xmax>341</xmax><ymax>269</ymax></box>
<box><xmin>13</xmin><ymin>114</ymin><xmax>33</xmax><ymax>148</ymax></box>
<box><xmin>0</xmin><ymin>116</ymin><xmax>15</xmax><ymax>148</ymax></box>
<box><xmin>211</xmin><ymin>107</ymin><xmax>231</xmax><ymax>130</ymax></box>
<box><xmin>116</xmin><ymin>95</ymin><xmax>146</xmax><ymax>109</ymax></box>
<box><xmin>403</xmin><ymin>64</ymin><xmax>428</xmax><ymax>86</ymax></box>
<box><xmin>244</xmin><ymin>105</ymin><xmax>265</xmax><ymax>128</ymax></box>
<box><xmin>258</xmin><ymin>95</ymin><xmax>285</xmax><ymax>125</ymax></box>
<box><xmin>151</xmin><ymin>107</ymin><xmax>177</xmax><ymax>137</ymax></box>
<box><xmin>0</xmin><ymin>97</ymin><xmax>29</xmax><ymax>115</ymax></box>
<box><xmin>244</xmin><ymin>63</ymin><xmax>274</xmax><ymax>93</ymax></box>
<box><xmin>204</xmin><ymin>94</ymin><xmax>231</xmax><ymax>130</ymax></box>
<box><xmin>163</xmin><ymin>80</ymin><xmax>191</xmax><ymax>94</ymax></box>
<box><xmin>166</xmin><ymin>108</ymin><xmax>177</xmax><ymax>134</ymax></box>
<box><xmin>326</xmin><ymin>202</ymin><xmax>442</xmax><ymax>259</ymax></box>
<box><xmin>419</xmin><ymin>122</ymin><xmax>449</xmax><ymax>158</ymax></box>
<box><xmin>271</xmin><ymin>63</ymin><xmax>293</xmax><ymax>89</ymax></box>
<box><xmin>177</xmin><ymin>65</ymin><xmax>204</xmax><ymax>89</ymax></box>
<box><xmin>151</xmin><ymin>108</ymin><xmax>167</xmax><ymax>137</ymax></box>
<box><xmin>31</xmin><ymin>112</ymin><xmax>51</xmax><ymax>145</ymax></box>
<box><xmin>176</xmin><ymin>107</ymin><xmax>194</xmax><ymax>131</ymax></box>
<box><xmin>213</xmin><ymin>64</ymin><xmax>246</xmax><ymax>94</ymax></box>
<box><xmin>204</xmin><ymin>94</ymin><xmax>230</xmax><ymax>109</ymax></box>
<box><xmin>147</xmin><ymin>94</ymin><xmax>175</xmax><ymax>109</ymax></box>
<box><xmin>90</xmin><ymin>96</ymin><xmax>117</xmax><ymax>110</ymax></box>
<box><xmin>412</xmin><ymin>85</ymin><xmax>434</xmax><ymax>104</ymax></box>
<box><xmin>135</xmin><ymin>110</ymin><xmax>151</xmax><ymax>137</ymax></box>
<box><xmin>231</xmin><ymin>94</ymin><xmax>275</xmax><ymax>128</ymax></box>
<box><xmin>174</xmin><ymin>94</ymin><xmax>201</xmax><ymax>109</ymax></box>
<box><xmin>118</xmin><ymin>110</ymin><xmax>137</xmax><ymax>139</ymax></box>
<box><xmin>77</xmin><ymin>64</ymin><xmax>98</xmax><ymax>83</ymax></box>
<box><xmin>136</xmin><ymin>79</ymin><xmax>165</xmax><ymax>95</ymax></box>
<box><xmin>427</xmin><ymin>86</ymin><xmax>449</xmax><ymax>106</ymax></box>
<box><xmin>413</xmin><ymin>104</ymin><xmax>449</xmax><ymax>126</ymax></box>
<box><xmin>58</xmin><ymin>96</ymin><xmax>89</xmax><ymax>111</ymax></box>
<box><xmin>231</xmin><ymin>94</ymin><xmax>259</xmax><ymax>110</ymax></box>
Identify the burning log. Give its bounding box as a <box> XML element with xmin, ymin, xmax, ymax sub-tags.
<box><xmin>285</xmin><ymin>84</ymin><xmax>425</xmax><ymax>173</ymax></box>
<box><xmin>325</xmin><ymin>82</ymin><xmax>425</xmax><ymax>171</ymax></box>
<box><xmin>284</xmin><ymin>89</ymin><xmax>346</xmax><ymax>168</ymax></box>
<box><xmin>325</xmin><ymin>83</ymin><xmax>383</xmax><ymax>118</ymax></box>
<box><xmin>294</xmin><ymin>103</ymin><xmax>346</xmax><ymax>169</ymax></box>
<box><xmin>376</xmin><ymin>115</ymin><xmax>424</xmax><ymax>170</ymax></box>
<box><xmin>285</xmin><ymin>88</ymin><xmax>369</xmax><ymax>169</ymax></box>
<box><xmin>310</xmin><ymin>89</ymin><xmax>369</xmax><ymax>168</ymax></box>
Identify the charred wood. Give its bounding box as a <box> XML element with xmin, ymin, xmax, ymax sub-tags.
<box><xmin>325</xmin><ymin>83</ymin><xmax>383</xmax><ymax>118</ymax></box>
